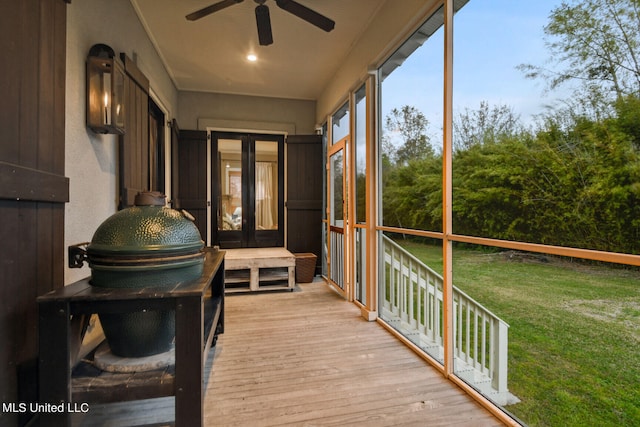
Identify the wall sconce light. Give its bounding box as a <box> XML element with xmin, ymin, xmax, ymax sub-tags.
<box><xmin>86</xmin><ymin>44</ymin><xmax>125</xmax><ymax>134</ymax></box>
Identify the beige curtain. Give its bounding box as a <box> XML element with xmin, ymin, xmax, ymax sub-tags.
<box><xmin>255</xmin><ymin>162</ymin><xmax>275</xmax><ymax>229</ymax></box>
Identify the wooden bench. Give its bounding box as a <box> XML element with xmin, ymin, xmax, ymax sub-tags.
<box><xmin>224</xmin><ymin>247</ymin><xmax>295</xmax><ymax>293</ymax></box>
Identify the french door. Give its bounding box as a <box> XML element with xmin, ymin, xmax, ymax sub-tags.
<box><xmin>212</xmin><ymin>132</ymin><xmax>284</xmax><ymax>248</ymax></box>
<box><xmin>327</xmin><ymin>136</ymin><xmax>348</xmax><ymax>296</ymax></box>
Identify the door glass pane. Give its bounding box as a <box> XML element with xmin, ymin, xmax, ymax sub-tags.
<box><xmin>330</xmin><ymin>150</ymin><xmax>344</xmax><ymax>227</ymax></box>
<box><xmin>218</xmin><ymin>138</ymin><xmax>243</xmax><ymax>231</ymax></box>
<box><xmin>255</xmin><ymin>140</ymin><xmax>278</xmax><ymax>230</ymax></box>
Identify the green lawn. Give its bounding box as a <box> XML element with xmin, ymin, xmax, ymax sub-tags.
<box><xmin>395</xmin><ymin>239</ymin><xmax>640</xmax><ymax>427</ymax></box>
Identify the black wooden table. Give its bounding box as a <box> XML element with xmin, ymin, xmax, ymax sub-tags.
<box><xmin>37</xmin><ymin>248</ymin><xmax>225</xmax><ymax>427</ymax></box>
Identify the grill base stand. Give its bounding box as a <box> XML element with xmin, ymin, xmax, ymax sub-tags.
<box><xmin>37</xmin><ymin>248</ymin><xmax>225</xmax><ymax>427</ymax></box>
<box><xmin>93</xmin><ymin>341</ymin><xmax>175</xmax><ymax>373</ymax></box>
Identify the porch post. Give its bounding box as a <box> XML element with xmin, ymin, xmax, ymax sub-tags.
<box><xmin>364</xmin><ymin>74</ymin><xmax>378</xmax><ymax>320</ymax></box>
<box><xmin>492</xmin><ymin>319</ymin><xmax>509</xmax><ymax>394</ymax></box>
<box><xmin>442</xmin><ymin>0</ymin><xmax>455</xmax><ymax>378</ymax></box>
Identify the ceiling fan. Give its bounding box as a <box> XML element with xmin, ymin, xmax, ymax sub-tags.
<box><xmin>186</xmin><ymin>0</ymin><xmax>335</xmax><ymax>46</ymax></box>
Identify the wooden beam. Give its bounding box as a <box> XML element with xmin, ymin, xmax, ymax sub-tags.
<box><xmin>0</xmin><ymin>161</ymin><xmax>69</xmax><ymax>202</ymax></box>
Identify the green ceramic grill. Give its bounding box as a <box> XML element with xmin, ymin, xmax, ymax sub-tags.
<box><xmin>69</xmin><ymin>191</ymin><xmax>204</xmax><ymax>357</ymax></box>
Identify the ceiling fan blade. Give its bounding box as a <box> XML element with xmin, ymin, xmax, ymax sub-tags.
<box><xmin>255</xmin><ymin>4</ymin><xmax>273</xmax><ymax>45</ymax></box>
<box><xmin>275</xmin><ymin>0</ymin><xmax>335</xmax><ymax>32</ymax></box>
<box><xmin>186</xmin><ymin>0</ymin><xmax>244</xmax><ymax>21</ymax></box>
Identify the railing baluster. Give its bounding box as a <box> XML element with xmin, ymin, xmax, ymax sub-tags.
<box><xmin>389</xmin><ymin>246</ymin><xmax>395</xmax><ymax>314</ymax></box>
<box><xmin>475</xmin><ymin>306</ymin><xmax>481</xmax><ymax>370</ymax></box>
<box><xmin>481</xmin><ymin>311</ymin><xmax>487</xmax><ymax>373</ymax></box>
<box><xmin>435</xmin><ymin>281</ymin><xmax>441</xmax><ymax>346</ymax></box>
<box><xmin>432</xmin><ymin>278</ymin><xmax>437</xmax><ymax>343</ymax></box>
<box><xmin>468</xmin><ymin>303</ymin><xmax>474</xmax><ymax>366</ymax></box>
<box><xmin>423</xmin><ymin>272</ymin><xmax>428</xmax><ymax>337</ymax></box>
<box><xmin>488</xmin><ymin>318</ymin><xmax>495</xmax><ymax>378</ymax></box>
<box><xmin>409</xmin><ymin>259</ymin><xmax>414</xmax><ymax>327</ymax></box>
<box><xmin>455</xmin><ymin>297</ymin><xmax>460</xmax><ymax>359</ymax></box>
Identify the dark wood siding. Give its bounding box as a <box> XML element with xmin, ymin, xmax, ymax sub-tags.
<box><xmin>119</xmin><ymin>54</ymin><xmax>150</xmax><ymax>208</ymax></box>
<box><xmin>0</xmin><ymin>1</ymin><xmax>68</xmax><ymax>425</ymax></box>
<box><xmin>286</xmin><ymin>135</ymin><xmax>323</xmax><ymax>272</ymax></box>
<box><xmin>174</xmin><ymin>130</ymin><xmax>209</xmax><ymax>241</ymax></box>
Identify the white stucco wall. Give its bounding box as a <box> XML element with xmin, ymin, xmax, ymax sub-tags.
<box><xmin>65</xmin><ymin>0</ymin><xmax>178</xmax><ymax>285</ymax></box>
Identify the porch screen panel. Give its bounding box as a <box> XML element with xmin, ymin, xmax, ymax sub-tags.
<box><xmin>329</xmin><ymin>149</ymin><xmax>345</xmax><ymax>290</ymax></box>
<box><xmin>354</xmin><ymin>84</ymin><xmax>367</xmax><ymax>303</ymax></box>
<box><xmin>377</xmin><ymin>2</ymin><xmax>451</xmax><ymax>363</ymax></box>
<box><xmin>378</xmin><ymin>6</ymin><xmax>444</xmax><ymax>232</ymax></box>
<box><xmin>332</xmin><ymin>102</ymin><xmax>350</xmax><ymax>144</ymax></box>
<box><xmin>377</xmin><ymin>4</ymin><xmax>448</xmax><ymax>364</ymax></box>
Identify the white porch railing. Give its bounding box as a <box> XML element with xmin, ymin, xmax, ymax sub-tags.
<box><xmin>329</xmin><ymin>226</ymin><xmax>345</xmax><ymax>290</ymax></box>
<box><xmin>381</xmin><ymin>235</ymin><xmax>516</xmax><ymax>404</ymax></box>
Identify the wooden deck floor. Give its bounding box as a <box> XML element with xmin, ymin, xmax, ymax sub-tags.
<box><xmin>73</xmin><ymin>280</ymin><xmax>505</xmax><ymax>426</ymax></box>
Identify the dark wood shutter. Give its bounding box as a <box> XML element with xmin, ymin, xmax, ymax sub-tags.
<box><xmin>286</xmin><ymin>134</ymin><xmax>323</xmax><ymax>272</ymax></box>
<box><xmin>118</xmin><ymin>54</ymin><xmax>150</xmax><ymax>208</ymax></box>
<box><xmin>170</xmin><ymin>119</ymin><xmax>181</xmax><ymax>208</ymax></box>
<box><xmin>149</xmin><ymin>98</ymin><xmax>165</xmax><ymax>193</ymax></box>
<box><xmin>173</xmin><ymin>129</ymin><xmax>209</xmax><ymax>241</ymax></box>
<box><xmin>0</xmin><ymin>1</ymin><xmax>68</xmax><ymax>425</ymax></box>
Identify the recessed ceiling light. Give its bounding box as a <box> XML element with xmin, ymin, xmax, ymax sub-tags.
<box><xmin>247</xmin><ymin>54</ymin><xmax>257</xmax><ymax>62</ymax></box>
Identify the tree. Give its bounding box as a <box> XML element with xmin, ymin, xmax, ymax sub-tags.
<box><xmin>451</xmin><ymin>108</ymin><xmax>640</xmax><ymax>252</ymax></box>
<box><xmin>383</xmin><ymin>105</ymin><xmax>434</xmax><ymax>165</ymax></box>
<box><xmin>518</xmin><ymin>0</ymin><xmax>640</xmax><ymax>103</ymax></box>
<box><xmin>382</xmin><ymin>156</ymin><xmax>442</xmax><ymax>230</ymax></box>
<box><xmin>453</xmin><ymin>101</ymin><xmax>524</xmax><ymax>152</ymax></box>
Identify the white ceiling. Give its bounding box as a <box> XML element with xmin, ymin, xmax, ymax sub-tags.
<box><xmin>131</xmin><ymin>0</ymin><xmax>388</xmax><ymax>100</ymax></box>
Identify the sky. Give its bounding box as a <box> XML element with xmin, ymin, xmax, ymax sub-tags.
<box><xmin>381</xmin><ymin>0</ymin><xmax>571</xmax><ymax>137</ymax></box>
